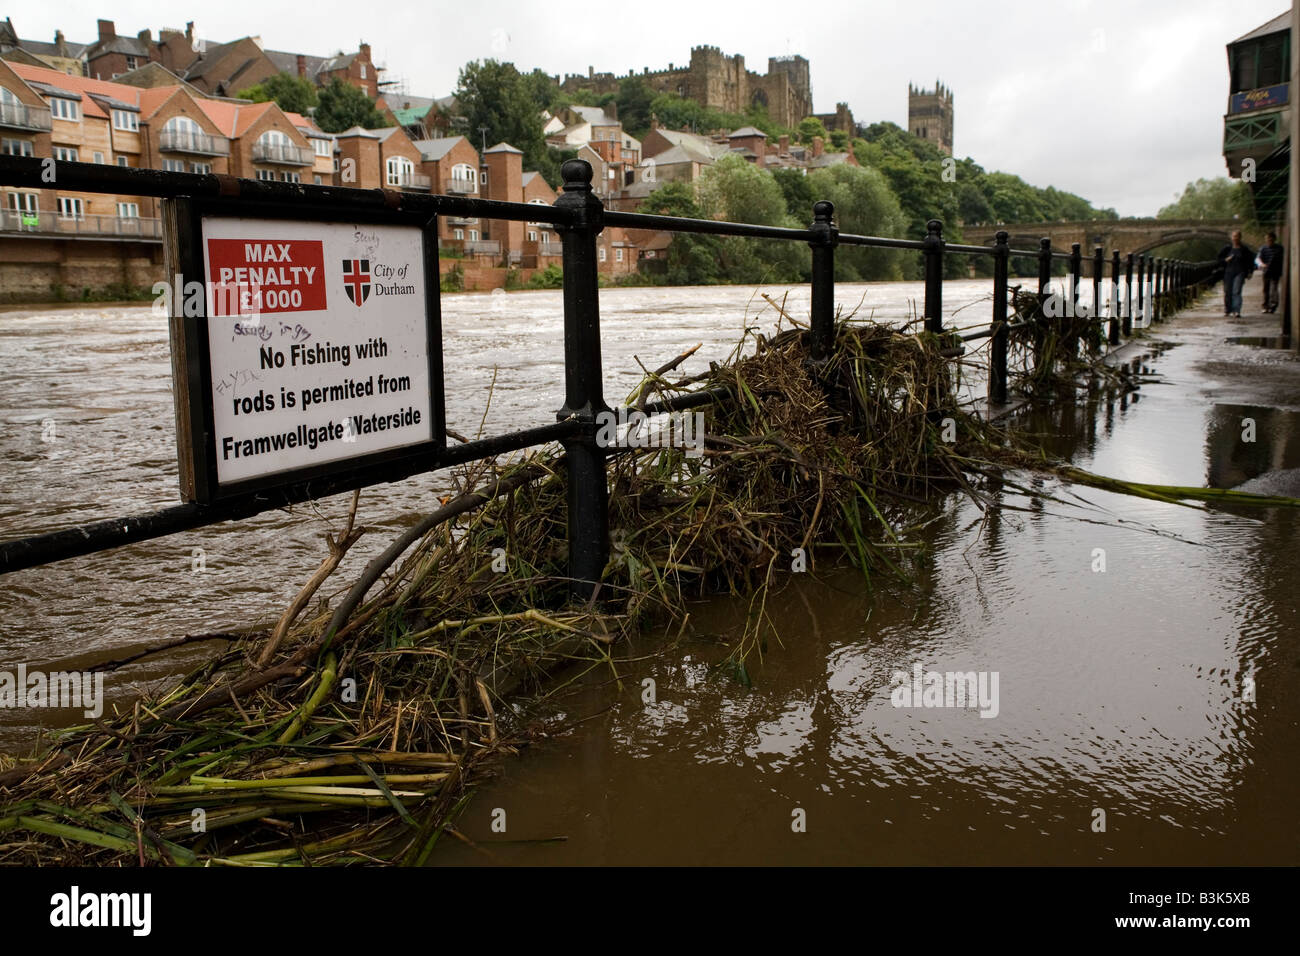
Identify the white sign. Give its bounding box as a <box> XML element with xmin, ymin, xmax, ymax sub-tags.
<box><xmin>201</xmin><ymin>216</ymin><xmax>433</xmax><ymax>485</ymax></box>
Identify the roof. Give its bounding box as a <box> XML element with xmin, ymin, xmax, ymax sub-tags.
<box><xmin>646</xmin><ymin>128</ymin><xmax>728</xmax><ymax>162</ymax></box>
<box><xmin>392</xmin><ymin>105</ymin><xmax>429</xmax><ymax>126</ymax></box>
<box><xmin>521</xmin><ymin>171</ymin><xmax>539</xmax><ymax>187</ymax></box>
<box><xmin>16</xmin><ymin>36</ymin><xmax>89</xmax><ymax>59</ymax></box>
<box><xmin>194</xmin><ymin>98</ymin><xmax>282</xmax><ymax>137</ymax></box>
<box><xmin>1231</xmin><ymin>11</ymin><xmax>1290</xmax><ymax>45</ymax></box>
<box><xmin>728</xmin><ymin>126</ymin><xmax>766</xmax><ymax>139</ymax></box>
<box><xmin>86</xmin><ymin>35</ymin><xmax>151</xmax><ymax>58</ymax></box>
<box><xmin>644</xmin><ymin>145</ymin><xmax>702</xmax><ymax>166</ymax></box>
<box><xmin>5</xmin><ymin>61</ymin><xmax>148</xmax><ymax>118</ymax></box>
<box><xmin>807</xmin><ymin>151</ymin><xmax>854</xmax><ymax>168</ymax></box>
<box><xmin>485</xmin><ymin>141</ymin><xmax>522</xmax><ymax>154</ymax></box>
<box><xmin>412</xmin><ymin>135</ymin><xmax>467</xmax><ymax>161</ymax></box>
<box><xmin>369</xmin><ymin>126</ymin><xmax>404</xmax><ymax>142</ymax></box>
<box><xmin>265</xmin><ymin>49</ymin><xmax>328</xmax><ymax>79</ymax></box>
<box><xmin>334</xmin><ymin>124</ymin><xmax>380</xmax><ymax>139</ymax></box>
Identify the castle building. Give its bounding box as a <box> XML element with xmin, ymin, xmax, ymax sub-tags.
<box><xmin>908</xmin><ymin>80</ymin><xmax>953</xmax><ymax>154</ymax></box>
<box><xmin>561</xmin><ymin>46</ymin><xmax>814</xmax><ymax>129</ymax></box>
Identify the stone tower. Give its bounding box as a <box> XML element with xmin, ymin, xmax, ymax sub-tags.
<box><xmin>908</xmin><ymin>80</ymin><xmax>954</xmax><ymax>155</ymax></box>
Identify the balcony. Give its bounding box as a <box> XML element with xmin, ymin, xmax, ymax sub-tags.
<box><xmin>1227</xmin><ymin>82</ymin><xmax>1289</xmax><ymax>116</ymax></box>
<box><xmin>464</xmin><ymin>240</ymin><xmax>499</xmax><ymax>256</ymax></box>
<box><xmin>0</xmin><ymin>101</ymin><xmax>52</xmax><ymax>132</ymax></box>
<box><xmin>159</xmin><ymin>129</ymin><xmax>230</xmax><ymax>156</ymax></box>
<box><xmin>443</xmin><ymin>178</ymin><xmax>477</xmax><ymax>195</ymax></box>
<box><xmin>251</xmin><ymin>142</ymin><xmax>313</xmax><ymax>166</ymax></box>
<box><xmin>387</xmin><ymin>171</ymin><xmax>431</xmax><ymax>191</ymax></box>
<box><xmin>538</xmin><ymin>242</ymin><xmax>563</xmax><ymax>257</ymax></box>
<box><xmin>0</xmin><ymin>209</ymin><xmax>163</xmax><ymax>241</ymax></box>
<box><xmin>447</xmin><ymin>215</ymin><xmax>478</xmax><ymax>226</ymax></box>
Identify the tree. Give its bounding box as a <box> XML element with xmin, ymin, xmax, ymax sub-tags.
<box><xmin>638</xmin><ymin>182</ymin><xmax>720</xmax><ymax>285</ymax></box>
<box><xmin>807</xmin><ymin>164</ymin><xmax>908</xmax><ymax>280</ymax></box>
<box><xmin>697</xmin><ymin>155</ymin><xmax>808</xmax><ymax>281</ymax></box>
<box><xmin>616</xmin><ymin>76</ymin><xmax>655</xmax><ymax>139</ymax></box>
<box><xmin>797</xmin><ymin>116</ymin><xmax>828</xmax><ymax>145</ymax></box>
<box><xmin>1158</xmin><ymin>177</ymin><xmax>1254</xmax><ymax>221</ymax></box>
<box><xmin>455</xmin><ymin>60</ymin><xmax>559</xmax><ymax>185</ymax></box>
<box><xmin>314</xmin><ymin>78</ymin><xmax>389</xmax><ymax>133</ymax></box>
<box><xmin>237</xmin><ymin>72</ymin><xmax>318</xmax><ymax>115</ymax></box>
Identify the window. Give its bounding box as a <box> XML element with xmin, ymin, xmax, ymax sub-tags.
<box><xmin>162</xmin><ymin>159</ymin><xmax>185</xmax><ymax>172</ymax></box>
<box><xmin>117</xmin><ymin>156</ymin><xmax>128</xmax><ymax>167</ymax></box>
<box><xmin>93</xmin><ymin>152</ymin><xmax>105</xmax><ymax>164</ymax></box>
<box><xmin>386</xmin><ymin>156</ymin><xmax>414</xmax><ymax>186</ymax></box>
<box><xmin>1</xmin><ymin>139</ymin><xmax>33</xmax><ymax>157</ymax></box>
<box><xmin>616</xmin><ymin>248</ymin><xmax>624</xmax><ymax>262</ymax></box>
<box><xmin>333</xmin><ymin>158</ymin><xmax>340</xmax><ymax>172</ymax></box>
<box><xmin>255</xmin><ymin>169</ymin><xmax>275</xmax><ymax>181</ymax></box>
<box><xmin>191</xmin><ymin>162</ymin><xmax>211</xmax><ymax>175</ymax></box>
<box><xmin>360</xmin><ymin>64</ymin><xmax>367</xmax><ymax>79</ymax></box>
<box><xmin>480</xmin><ymin>170</ymin><xmax>488</xmax><ymax>185</ymax></box>
<box><xmin>8</xmin><ymin>192</ymin><xmax>37</xmax><ymax>212</ymax></box>
<box><xmin>469</xmin><ymin>230</ymin><xmax>479</xmax><ymax>241</ymax></box>
<box><xmin>49</xmin><ymin>97</ymin><xmax>80</xmax><ymax>121</ymax></box>
<box><xmin>451</xmin><ymin>163</ymin><xmax>476</xmax><ymax>189</ymax></box>
<box><xmin>280</xmin><ymin>171</ymin><xmax>300</xmax><ymax>183</ymax></box>
<box><xmin>312</xmin><ymin>138</ymin><xmax>331</xmax><ymax>157</ymax></box>
<box><xmin>453</xmin><ymin>228</ymin><xmax>464</xmax><ymax>240</ymax></box>
<box><xmin>56</xmin><ymin>197</ymin><xmax>84</xmax><ymax>219</ymax></box>
<box><xmin>528</xmin><ymin>231</ymin><xmax>537</xmax><ymax>242</ymax></box>
<box><xmin>53</xmin><ymin>146</ymin><xmax>78</xmax><ymax>162</ymax></box>
<box><xmin>313</xmin><ymin>175</ymin><xmax>322</xmax><ymax>185</ymax></box>
<box><xmin>112</xmin><ymin>109</ymin><xmax>138</xmax><ymax>131</ymax></box>
<box><xmin>125</xmin><ymin>55</ymin><xmax>137</xmax><ymax>70</ymax></box>
<box><xmin>598</xmin><ymin>247</ymin><xmax>607</xmax><ymax>262</ymax></box>
<box><xmin>116</xmin><ymin>202</ymin><xmax>139</xmax><ymax>218</ymax></box>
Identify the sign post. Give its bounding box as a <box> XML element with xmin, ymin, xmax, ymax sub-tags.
<box><xmin>163</xmin><ymin>198</ymin><xmax>444</xmax><ymax>505</ymax></box>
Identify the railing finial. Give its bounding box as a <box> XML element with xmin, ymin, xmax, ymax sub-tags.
<box><xmin>561</xmin><ymin>158</ymin><xmax>594</xmax><ymax>194</ymax></box>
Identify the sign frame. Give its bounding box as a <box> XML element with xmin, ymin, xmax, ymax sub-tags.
<box><xmin>162</xmin><ymin>195</ymin><xmax>447</xmax><ymax>505</ymax></box>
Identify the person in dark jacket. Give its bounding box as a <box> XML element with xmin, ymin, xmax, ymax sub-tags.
<box><xmin>1257</xmin><ymin>231</ymin><xmax>1284</xmax><ymax>313</ymax></box>
<box><xmin>1219</xmin><ymin>230</ymin><xmax>1254</xmax><ymax>317</ymax></box>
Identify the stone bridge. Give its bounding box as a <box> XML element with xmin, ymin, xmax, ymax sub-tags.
<box><xmin>961</xmin><ymin>219</ymin><xmax>1264</xmax><ymax>257</ymax></box>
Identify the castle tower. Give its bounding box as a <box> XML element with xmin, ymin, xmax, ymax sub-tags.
<box><xmin>908</xmin><ymin>80</ymin><xmax>954</xmax><ymax>155</ymax></box>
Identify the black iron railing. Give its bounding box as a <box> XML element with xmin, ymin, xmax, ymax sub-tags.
<box><xmin>0</xmin><ymin>155</ymin><xmax>1222</xmax><ymax>595</ymax></box>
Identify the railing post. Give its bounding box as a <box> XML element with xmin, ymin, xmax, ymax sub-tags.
<box><xmin>923</xmin><ymin>219</ymin><xmax>945</xmax><ymax>334</ymax></box>
<box><xmin>1069</xmin><ymin>242</ymin><xmax>1083</xmax><ymax>317</ymax></box>
<box><xmin>808</xmin><ymin>200</ymin><xmax>838</xmax><ymax>361</ymax></box>
<box><xmin>1136</xmin><ymin>254</ymin><xmax>1146</xmax><ymax>327</ymax></box>
<box><xmin>554</xmin><ymin>159</ymin><xmax>610</xmax><ymax>601</ymax></box>
<box><xmin>991</xmin><ymin>230</ymin><xmax>1010</xmax><ymax>406</ymax></box>
<box><xmin>1124</xmin><ymin>253</ymin><xmax>1134</xmax><ymax>336</ymax></box>
<box><xmin>1109</xmin><ymin>250</ymin><xmax>1122</xmax><ymax>345</ymax></box>
<box><xmin>1091</xmin><ymin>244</ymin><xmax>1104</xmax><ymax>352</ymax></box>
<box><xmin>1036</xmin><ymin>238</ymin><xmax>1052</xmax><ymax>370</ymax></box>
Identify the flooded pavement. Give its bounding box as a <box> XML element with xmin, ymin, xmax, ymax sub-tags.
<box><xmin>437</xmin><ymin>301</ymin><xmax>1300</xmax><ymax>866</ymax></box>
<box><xmin>1</xmin><ymin>290</ymin><xmax>1297</xmax><ymax>867</ymax></box>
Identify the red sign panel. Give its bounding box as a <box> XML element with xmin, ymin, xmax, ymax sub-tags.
<box><xmin>206</xmin><ymin>239</ymin><xmax>328</xmax><ymax>315</ymax></box>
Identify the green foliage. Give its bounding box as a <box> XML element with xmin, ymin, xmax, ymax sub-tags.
<box><xmin>698</xmin><ymin>155</ymin><xmax>808</xmax><ymax>282</ymax></box>
<box><xmin>638</xmin><ymin>182</ymin><xmax>721</xmax><ymax>285</ymax></box>
<box><xmin>797</xmin><ymin>116</ymin><xmax>829</xmax><ymax>145</ymax></box>
<box><xmin>1157</xmin><ymin>177</ymin><xmax>1255</xmax><ymax>222</ymax></box>
<box><xmin>806</xmin><ymin>164</ymin><xmax>908</xmax><ymax>280</ymax></box>
<box><xmin>440</xmin><ymin>264</ymin><xmax>464</xmax><ymax>292</ymax></box>
<box><xmin>615</xmin><ymin>76</ymin><xmax>656</xmax><ymax>139</ymax></box>
<box><xmin>314</xmin><ymin>78</ymin><xmax>389</xmax><ymax>133</ymax></box>
<box><xmin>829</xmin><ymin>129</ymin><xmax>849</xmax><ymax>151</ymax></box>
<box><xmin>526</xmin><ymin>264</ymin><xmax>565</xmax><ymax>289</ymax></box>
<box><xmin>236</xmin><ymin>72</ymin><xmax>320</xmax><ymax>115</ymax></box>
<box><xmin>644</xmin><ymin>92</ymin><xmax>789</xmax><ymax>139</ymax></box>
<box><xmin>456</xmin><ymin>60</ymin><xmax>562</xmax><ymax>187</ymax></box>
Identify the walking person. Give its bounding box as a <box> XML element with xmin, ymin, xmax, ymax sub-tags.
<box><xmin>1258</xmin><ymin>231</ymin><xmax>1284</xmax><ymax>313</ymax></box>
<box><xmin>1218</xmin><ymin>229</ymin><xmax>1255</xmax><ymax>317</ymax></box>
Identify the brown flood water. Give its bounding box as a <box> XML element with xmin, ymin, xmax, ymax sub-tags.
<box><xmin>1</xmin><ymin>289</ymin><xmax>1296</xmax><ymax>866</ymax></box>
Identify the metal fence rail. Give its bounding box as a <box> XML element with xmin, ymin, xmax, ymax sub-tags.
<box><xmin>0</xmin><ymin>155</ymin><xmax>1222</xmax><ymax>594</ymax></box>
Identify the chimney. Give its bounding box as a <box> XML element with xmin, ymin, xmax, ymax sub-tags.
<box><xmin>137</xmin><ymin>28</ymin><xmax>151</xmax><ymax>43</ymax></box>
<box><xmin>778</xmin><ymin>134</ymin><xmax>789</xmax><ymax>154</ymax></box>
<box><xmin>185</xmin><ymin>21</ymin><xmax>194</xmax><ymax>42</ymax></box>
<box><xmin>54</xmin><ymin>30</ymin><xmax>66</xmax><ymax>54</ymax></box>
<box><xmin>296</xmin><ymin>54</ymin><xmax>306</xmax><ymax>77</ymax></box>
<box><xmin>606</xmin><ymin>99</ymin><xmax>617</xmax><ymax>120</ymax></box>
<box><xmin>812</xmin><ymin>136</ymin><xmax>824</xmax><ymax>158</ymax></box>
<box><xmin>359</xmin><ymin>42</ymin><xmax>370</xmax><ymax>60</ymax></box>
<box><xmin>588</xmin><ymin>65</ymin><xmax>594</xmax><ymax>78</ymax></box>
<box><xmin>97</xmin><ymin>19</ymin><xmax>116</xmax><ymax>42</ymax></box>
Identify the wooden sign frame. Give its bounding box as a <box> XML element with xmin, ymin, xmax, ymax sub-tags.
<box><xmin>162</xmin><ymin>196</ymin><xmax>446</xmax><ymax>505</ymax></box>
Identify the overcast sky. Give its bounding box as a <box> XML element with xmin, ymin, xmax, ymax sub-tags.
<box><xmin>22</xmin><ymin>0</ymin><xmax>1289</xmax><ymax>215</ymax></box>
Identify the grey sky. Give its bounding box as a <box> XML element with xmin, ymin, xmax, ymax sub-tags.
<box><xmin>20</xmin><ymin>0</ymin><xmax>1288</xmax><ymax>215</ymax></box>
